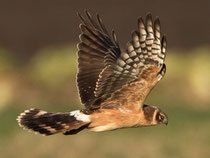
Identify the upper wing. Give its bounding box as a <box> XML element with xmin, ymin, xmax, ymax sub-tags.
<box><xmin>77</xmin><ymin>11</ymin><xmax>167</xmax><ymax>110</ymax></box>
<box><xmin>93</xmin><ymin>13</ymin><xmax>167</xmax><ymax>109</ymax></box>
<box><xmin>77</xmin><ymin>11</ymin><xmax>121</xmax><ymax>107</ymax></box>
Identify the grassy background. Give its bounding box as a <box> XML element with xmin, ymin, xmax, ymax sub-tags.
<box><xmin>0</xmin><ymin>45</ymin><xmax>210</xmax><ymax>158</ymax></box>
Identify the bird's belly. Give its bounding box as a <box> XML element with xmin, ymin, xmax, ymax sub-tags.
<box><xmin>89</xmin><ymin>123</ymin><xmax>119</xmax><ymax>132</ymax></box>
<box><xmin>88</xmin><ymin>109</ymin><xmax>142</xmax><ymax>132</ymax></box>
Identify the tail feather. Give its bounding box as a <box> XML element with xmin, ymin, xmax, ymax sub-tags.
<box><xmin>17</xmin><ymin>108</ymin><xmax>89</xmax><ymax>136</ymax></box>
<box><xmin>63</xmin><ymin>124</ymin><xmax>89</xmax><ymax>135</ymax></box>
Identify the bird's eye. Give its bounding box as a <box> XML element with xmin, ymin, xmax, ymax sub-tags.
<box><xmin>159</xmin><ymin>115</ymin><xmax>164</xmax><ymax>120</ymax></box>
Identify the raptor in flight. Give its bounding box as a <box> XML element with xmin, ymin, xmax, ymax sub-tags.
<box><xmin>17</xmin><ymin>11</ymin><xmax>168</xmax><ymax>136</ymax></box>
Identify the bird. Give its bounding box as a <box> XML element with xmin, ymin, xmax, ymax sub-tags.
<box><xmin>17</xmin><ymin>10</ymin><xmax>168</xmax><ymax>136</ymax></box>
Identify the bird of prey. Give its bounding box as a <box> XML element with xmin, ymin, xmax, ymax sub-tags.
<box><xmin>17</xmin><ymin>11</ymin><xmax>168</xmax><ymax>136</ymax></box>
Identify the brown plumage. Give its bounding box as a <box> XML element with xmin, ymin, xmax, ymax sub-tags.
<box><xmin>17</xmin><ymin>11</ymin><xmax>168</xmax><ymax>136</ymax></box>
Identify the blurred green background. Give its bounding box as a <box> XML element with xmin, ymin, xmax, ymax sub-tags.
<box><xmin>0</xmin><ymin>0</ymin><xmax>210</xmax><ymax>158</ymax></box>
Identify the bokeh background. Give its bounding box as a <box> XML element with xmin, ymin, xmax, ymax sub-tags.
<box><xmin>0</xmin><ymin>0</ymin><xmax>210</xmax><ymax>158</ymax></box>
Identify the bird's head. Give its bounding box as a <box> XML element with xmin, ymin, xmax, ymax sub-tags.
<box><xmin>155</xmin><ymin>109</ymin><xmax>168</xmax><ymax>125</ymax></box>
<box><xmin>143</xmin><ymin>104</ymin><xmax>168</xmax><ymax>126</ymax></box>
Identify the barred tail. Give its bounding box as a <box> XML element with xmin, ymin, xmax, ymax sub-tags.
<box><xmin>17</xmin><ymin>109</ymin><xmax>90</xmax><ymax>136</ymax></box>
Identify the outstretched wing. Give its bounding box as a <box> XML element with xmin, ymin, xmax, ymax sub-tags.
<box><xmin>77</xmin><ymin>12</ymin><xmax>167</xmax><ymax>110</ymax></box>
<box><xmin>77</xmin><ymin>11</ymin><xmax>121</xmax><ymax>107</ymax></box>
<box><xmin>94</xmin><ymin>13</ymin><xmax>167</xmax><ymax>109</ymax></box>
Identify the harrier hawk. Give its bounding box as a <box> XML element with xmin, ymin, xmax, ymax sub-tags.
<box><xmin>17</xmin><ymin>11</ymin><xmax>168</xmax><ymax>136</ymax></box>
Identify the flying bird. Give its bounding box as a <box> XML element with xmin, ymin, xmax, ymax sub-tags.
<box><xmin>17</xmin><ymin>11</ymin><xmax>168</xmax><ymax>136</ymax></box>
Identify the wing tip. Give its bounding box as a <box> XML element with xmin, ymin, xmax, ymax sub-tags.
<box><xmin>162</xmin><ymin>34</ymin><xmax>167</xmax><ymax>47</ymax></box>
<box><xmin>154</xmin><ymin>17</ymin><xmax>161</xmax><ymax>30</ymax></box>
<box><xmin>146</xmin><ymin>12</ymin><xmax>152</xmax><ymax>19</ymax></box>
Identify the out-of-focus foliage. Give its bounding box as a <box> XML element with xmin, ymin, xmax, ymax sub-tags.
<box><xmin>0</xmin><ymin>45</ymin><xmax>210</xmax><ymax>158</ymax></box>
<box><xmin>29</xmin><ymin>45</ymin><xmax>77</xmax><ymax>88</ymax></box>
<box><xmin>166</xmin><ymin>47</ymin><xmax>210</xmax><ymax>104</ymax></box>
<box><xmin>0</xmin><ymin>48</ymin><xmax>15</xmax><ymax>72</ymax></box>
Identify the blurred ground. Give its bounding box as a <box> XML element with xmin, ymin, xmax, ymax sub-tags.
<box><xmin>0</xmin><ymin>45</ymin><xmax>210</xmax><ymax>158</ymax></box>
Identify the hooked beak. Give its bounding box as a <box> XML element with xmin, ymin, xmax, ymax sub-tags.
<box><xmin>163</xmin><ymin>118</ymin><xmax>168</xmax><ymax>126</ymax></box>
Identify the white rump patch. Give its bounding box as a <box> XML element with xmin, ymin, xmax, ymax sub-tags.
<box><xmin>70</xmin><ymin>110</ymin><xmax>90</xmax><ymax>123</ymax></box>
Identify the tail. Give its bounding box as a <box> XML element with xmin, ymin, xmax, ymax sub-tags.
<box><xmin>17</xmin><ymin>109</ymin><xmax>90</xmax><ymax>136</ymax></box>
